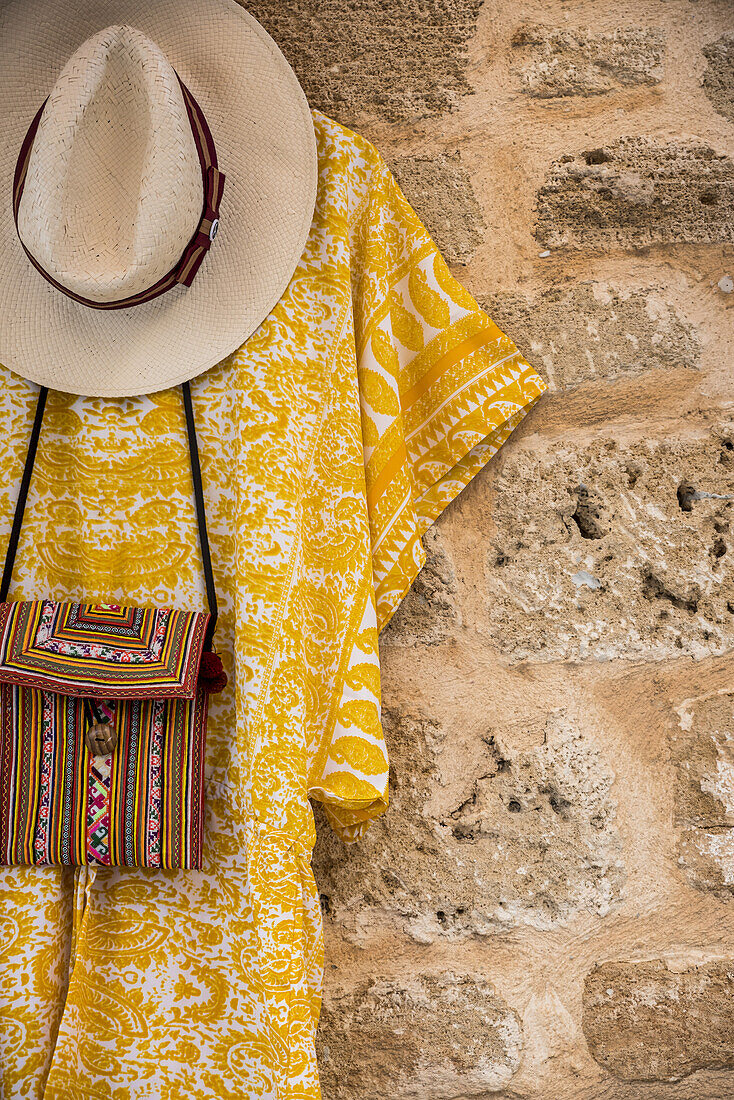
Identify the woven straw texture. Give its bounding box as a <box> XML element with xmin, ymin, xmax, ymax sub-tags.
<box><xmin>18</xmin><ymin>25</ymin><xmax>205</xmax><ymax>303</ymax></box>
<box><xmin>0</xmin><ymin>0</ymin><xmax>318</xmax><ymax>397</ymax></box>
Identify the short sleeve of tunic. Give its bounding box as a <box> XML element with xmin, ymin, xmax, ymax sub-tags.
<box><xmin>307</xmin><ymin>127</ymin><xmax>547</xmax><ymax>842</ymax></box>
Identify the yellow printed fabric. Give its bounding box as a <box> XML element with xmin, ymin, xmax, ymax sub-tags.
<box><xmin>0</xmin><ymin>112</ymin><xmax>547</xmax><ymax>1098</ymax></box>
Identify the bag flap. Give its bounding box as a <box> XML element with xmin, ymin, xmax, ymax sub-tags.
<box><xmin>0</xmin><ymin>601</ymin><xmax>209</xmax><ymax>699</ymax></box>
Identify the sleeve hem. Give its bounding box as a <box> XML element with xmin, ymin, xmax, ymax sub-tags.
<box><xmin>415</xmin><ymin>367</ymin><xmax>547</xmax><ymax>534</ymax></box>
<box><xmin>309</xmin><ymin>786</ymin><xmax>389</xmax><ymax>843</ymax></box>
<box><xmin>377</xmin><ymin>366</ymin><xmax>547</xmax><ymax>632</ymax></box>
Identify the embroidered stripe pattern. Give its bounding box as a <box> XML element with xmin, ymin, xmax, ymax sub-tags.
<box><xmin>86</xmin><ymin>752</ymin><xmax>112</xmax><ymax>865</ymax></box>
<box><xmin>0</xmin><ymin>601</ymin><xmax>208</xmax><ymax>697</ymax></box>
<box><xmin>146</xmin><ymin>701</ymin><xmax>165</xmax><ymax>867</ymax></box>
<box><xmin>0</xmin><ymin>686</ymin><xmax>207</xmax><ymax>868</ymax></box>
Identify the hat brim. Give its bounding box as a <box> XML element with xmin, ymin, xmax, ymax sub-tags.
<box><xmin>0</xmin><ymin>0</ymin><xmax>318</xmax><ymax>397</ymax></box>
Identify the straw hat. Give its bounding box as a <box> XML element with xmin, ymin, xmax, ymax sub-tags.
<box><xmin>0</xmin><ymin>1</ymin><xmax>318</xmax><ymax>397</ymax></box>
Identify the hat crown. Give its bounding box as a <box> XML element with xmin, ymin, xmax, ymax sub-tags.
<box><xmin>16</xmin><ymin>24</ymin><xmax>203</xmax><ymax>304</ymax></box>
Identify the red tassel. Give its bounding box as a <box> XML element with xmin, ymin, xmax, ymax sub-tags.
<box><xmin>199</xmin><ymin>650</ymin><xmax>228</xmax><ymax>694</ymax></box>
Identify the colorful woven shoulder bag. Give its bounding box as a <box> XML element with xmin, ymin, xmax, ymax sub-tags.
<box><xmin>0</xmin><ymin>383</ymin><xmax>226</xmax><ymax>870</ymax></box>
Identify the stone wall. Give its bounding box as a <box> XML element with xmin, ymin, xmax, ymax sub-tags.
<box><xmin>249</xmin><ymin>2</ymin><xmax>734</xmax><ymax>1096</ymax></box>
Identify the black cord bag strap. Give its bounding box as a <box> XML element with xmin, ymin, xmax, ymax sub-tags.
<box><xmin>182</xmin><ymin>382</ymin><xmax>218</xmax><ymax>649</ymax></box>
<box><xmin>0</xmin><ymin>385</ymin><xmax>47</xmax><ymax>606</ymax></box>
<box><xmin>0</xmin><ymin>383</ymin><xmax>218</xmax><ymax>650</ymax></box>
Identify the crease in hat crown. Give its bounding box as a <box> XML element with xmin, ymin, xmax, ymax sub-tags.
<box><xmin>16</xmin><ymin>24</ymin><xmax>203</xmax><ymax>304</ymax></box>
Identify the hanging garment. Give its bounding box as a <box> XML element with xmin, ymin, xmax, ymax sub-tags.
<box><xmin>0</xmin><ymin>111</ymin><xmax>547</xmax><ymax>1099</ymax></box>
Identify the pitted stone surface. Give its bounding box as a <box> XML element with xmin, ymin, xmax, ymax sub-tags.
<box><xmin>535</xmin><ymin>139</ymin><xmax>734</xmax><ymax>250</ymax></box>
<box><xmin>317</xmin><ymin>973</ymin><xmax>523</xmax><ymax>1099</ymax></box>
<box><xmin>313</xmin><ymin>706</ymin><xmax>623</xmax><ymax>943</ymax></box>
<box><xmin>672</xmin><ymin>692</ymin><xmax>734</xmax><ymax>897</ymax></box>
<box><xmin>480</xmin><ymin>283</ymin><xmax>700</xmax><ymax>390</ymax></box>
<box><xmin>381</xmin><ymin>526</ymin><xmax>459</xmax><ymax>646</ymax></box>
<box><xmin>387</xmin><ymin>152</ymin><xmax>485</xmax><ymax>264</ymax></box>
<box><xmin>703</xmin><ymin>34</ymin><xmax>734</xmax><ymax>124</ymax></box>
<box><xmin>512</xmin><ymin>24</ymin><xmax>665</xmax><ymax>98</ymax></box>
<box><xmin>244</xmin><ymin>0</ymin><xmax>483</xmax><ymax>125</ymax></box>
<box><xmin>486</xmin><ymin>428</ymin><xmax>734</xmax><ymax>662</ymax></box>
<box><xmin>582</xmin><ymin>958</ymin><xmax>734</xmax><ymax>1081</ymax></box>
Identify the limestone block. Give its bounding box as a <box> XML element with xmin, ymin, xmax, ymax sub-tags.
<box><xmin>381</xmin><ymin>526</ymin><xmax>460</xmax><ymax>646</ymax></box>
<box><xmin>388</xmin><ymin>152</ymin><xmax>485</xmax><ymax>265</ymax></box>
<box><xmin>480</xmin><ymin>283</ymin><xmax>700</xmax><ymax>390</ymax></box>
<box><xmin>485</xmin><ymin>428</ymin><xmax>734</xmax><ymax>662</ymax></box>
<box><xmin>512</xmin><ymin>24</ymin><xmax>665</xmax><ymax>98</ymax></box>
<box><xmin>317</xmin><ymin>973</ymin><xmax>523</xmax><ymax>1099</ymax></box>
<box><xmin>313</xmin><ymin>705</ymin><xmax>623</xmax><ymax>943</ymax></box>
<box><xmin>582</xmin><ymin>958</ymin><xmax>734</xmax><ymax>1081</ymax></box>
<box><xmin>535</xmin><ymin>139</ymin><xmax>734</xmax><ymax>250</ymax></box>
<box><xmin>672</xmin><ymin>691</ymin><xmax>734</xmax><ymax>896</ymax></box>
<box><xmin>521</xmin><ymin>985</ymin><xmax>587</xmax><ymax>1079</ymax></box>
<box><xmin>243</xmin><ymin>0</ymin><xmax>483</xmax><ymax>125</ymax></box>
<box><xmin>703</xmin><ymin>34</ymin><xmax>734</xmax><ymax>124</ymax></box>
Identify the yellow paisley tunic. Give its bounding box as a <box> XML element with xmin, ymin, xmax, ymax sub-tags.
<box><xmin>0</xmin><ymin>111</ymin><xmax>546</xmax><ymax>1098</ymax></box>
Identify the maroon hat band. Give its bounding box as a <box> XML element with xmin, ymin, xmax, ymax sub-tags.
<box><xmin>12</xmin><ymin>73</ymin><xmax>225</xmax><ymax>311</ymax></box>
